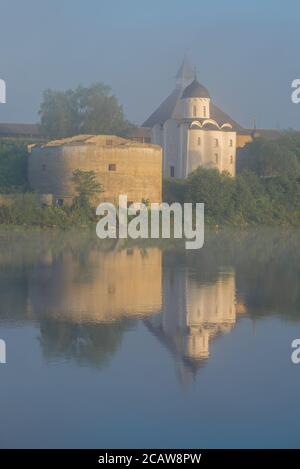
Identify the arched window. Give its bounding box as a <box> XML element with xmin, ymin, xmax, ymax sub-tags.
<box><xmin>197</xmin><ymin>137</ymin><xmax>201</xmax><ymax>146</ymax></box>
<box><xmin>193</xmin><ymin>105</ymin><xmax>197</xmax><ymax>117</ymax></box>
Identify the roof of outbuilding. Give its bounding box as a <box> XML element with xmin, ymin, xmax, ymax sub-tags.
<box><xmin>0</xmin><ymin>123</ymin><xmax>40</xmax><ymax>137</ymax></box>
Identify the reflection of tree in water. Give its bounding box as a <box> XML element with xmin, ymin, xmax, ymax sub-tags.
<box><xmin>227</xmin><ymin>229</ymin><xmax>300</xmax><ymax>319</ymax></box>
<box><xmin>38</xmin><ymin>318</ymin><xmax>131</xmax><ymax>368</ymax></box>
<box><xmin>0</xmin><ymin>267</ymin><xmax>29</xmax><ymax>321</ymax></box>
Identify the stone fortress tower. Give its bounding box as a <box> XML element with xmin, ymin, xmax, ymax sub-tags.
<box><xmin>28</xmin><ymin>135</ymin><xmax>162</xmax><ymax>206</ymax></box>
<box><xmin>143</xmin><ymin>56</ymin><xmax>245</xmax><ymax>178</ymax></box>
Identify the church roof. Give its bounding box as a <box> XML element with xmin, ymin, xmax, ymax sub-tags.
<box><xmin>181</xmin><ymin>78</ymin><xmax>210</xmax><ymax>99</ymax></box>
<box><xmin>210</xmin><ymin>103</ymin><xmax>244</xmax><ymax>131</ymax></box>
<box><xmin>143</xmin><ymin>85</ymin><xmax>244</xmax><ymax>132</ymax></box>
<box><xmin>143</xmin><ymin>87</ymin><xmax>182</xmax><ymax>127</ymax></box>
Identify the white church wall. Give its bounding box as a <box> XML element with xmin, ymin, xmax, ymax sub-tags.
<box><xmin>151</xmin><ymin>124</ymin><xmax>163</xmax><ymax>147</ymax></box>
<box><xmin>163</xmin><ymin>119</ymin><xmax>180</xmax><ymax>177</ymax></box>
<box><xmin>221</xmin><ymin>131</ymin><xmax>236</xmax><ymax>176</ymax></box>
<box><xmin>179</xmin><ymin>123</ymin><xmax>189</xmax><ymax>178</ymax></box>
<box><xmin>187</xmin><ymin>128</ymin><xmax>236</xmax><ymax>176</ymax></box>
<box><xmin>183</xmin><ymin>97</ymin><xmax>211</xmax><ymax>119</ymax></box>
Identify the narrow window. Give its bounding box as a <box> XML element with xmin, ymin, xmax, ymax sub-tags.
<box><xmin>215</xmin><ymin>138</ymin><xmax>219</xmax><ymax>147</ymax></box>
<box><xmin>215</xmin><ymin>153</ymin><xmax>218</xmax><ymax>164</ymax></box>
<box><xmin>197</xmin><ymin>137</ymin><xmax>201</xmax><ymax>146</ymax></box>
<box><xmin>229</xmin><ymin>139</ymin><xmax>233</xmax><ymax>147</ymax></box>
<box><xmin>108</xmin><ymin>163</ymin><xmax>116</xmax><ymax>171</ymax></box>
<box><xmin>193</xmin><ymin>105</ymin><xmax>197</xmax><ymax>117</ymax></box>
<box><xmin>230</xmin><ymin>155</ymin><xmax>233</xmax><ymax>164</ymax></box>
<box><xmin>203</xmin><ymin>106</ymin><xmax>206</xmax><ymax>117</ymax></box>
<box><xmin>170</xmin><ymin>165</ymin><xmax>175</xmax><ymax>177</ymax></box>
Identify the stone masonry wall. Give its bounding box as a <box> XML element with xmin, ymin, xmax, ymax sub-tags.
<box><xmin>28</xmin><ymin>136</ymin><xmax>162</xmax><ymax>205</ymax></box>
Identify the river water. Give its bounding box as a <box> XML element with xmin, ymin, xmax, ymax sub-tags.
<box><xmin>0</xmin><ymin>229</ymin><xmax>299</xmax><ymax>448</ymax></box>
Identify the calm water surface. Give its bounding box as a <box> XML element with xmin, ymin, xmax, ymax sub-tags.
<box><xmin>0</xmin><ymin>229</ymin><xmax>300</xmax><ymax>448</ymax></box>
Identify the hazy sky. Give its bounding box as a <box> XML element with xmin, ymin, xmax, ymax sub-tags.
<box><xmin>0</xmin><ymin>0</ymin><xmax>300</xmax><ymax>129</ymax></box>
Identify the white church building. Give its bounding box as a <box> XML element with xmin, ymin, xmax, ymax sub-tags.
<box><xmin>143</xmin><ymin>57</ymin><xmax>244</xmax><ymax>178</ymax></box>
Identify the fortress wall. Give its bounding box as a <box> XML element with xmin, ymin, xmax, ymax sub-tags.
<box><xmin>28</xmin><ymin>138</ymin><xmax>162</xmax><ymax>205</ymax></box>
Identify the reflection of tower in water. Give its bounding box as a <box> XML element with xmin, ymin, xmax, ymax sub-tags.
<box><xmin>28</xmin><ymin>247</ymin><xmax>162</xmax><ymax>322</ymax></box>
<box><xmin>27</xmin><ymin>246</ymin><xmax>162</xmax><ymax>367</ymax></box>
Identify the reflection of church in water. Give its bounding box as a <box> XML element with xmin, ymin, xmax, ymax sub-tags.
<box><xmin>24</xmin><ymin>245</ymin><xmax>245</xmax><ymax>376</ymax></box>
<box><xmin>145</xmin><ymin>252</ymin><xmax>245</xmax><ymax>383</ymax></box>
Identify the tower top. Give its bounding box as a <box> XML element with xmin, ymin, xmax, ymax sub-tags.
<box><xmin>176</xmin><ymin>55</ymin><xmax>194</xmax><ymax>88</ymax></box>
<box><xmin>181</xmin><ymin>78</ymin><xmax>210</xmax><ymax>99</ymax></box>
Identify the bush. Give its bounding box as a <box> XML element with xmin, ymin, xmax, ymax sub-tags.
<box><xmin>0</xmin><ymin>140</ymin><xmax>29</xmax><ymax>192</ymax></box>
<box><xmin>185</xmin><ymin>168</ymin><xmax>235</xmax><ymax>224</ymax></box>
<box><xmin>0</xmin><ymin>193</ymin><xmax>97</xmax><ymax>229</ymax></box>
<box><xmin>163</xmin><ymin>178</ymin><xmax>187</xmax><ymax>204</ymax></box>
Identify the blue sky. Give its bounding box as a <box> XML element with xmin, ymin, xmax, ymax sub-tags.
<box><xmin>0</xmin><ymin>0</ymin><xmax>300</xmax><ymax>129</ymax></box>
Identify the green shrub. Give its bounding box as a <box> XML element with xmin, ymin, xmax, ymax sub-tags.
<box><xmin>0</xmin><ymin>140</ymin><xmax>29</xmax><ymax>192</ymax></box>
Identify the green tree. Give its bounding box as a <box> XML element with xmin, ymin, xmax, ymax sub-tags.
<box><xmin>233</xmin><ymin>171</ymin><xmax>272</xmax><ymax>224</ymax></box>
<box><xmin>163</xmin><ymin>177</ymin><xmax>187</xmax><ymax>204</ymax></box>
<box><xmin>186</xmin><ymin>168</ymin><xmax>235</xmax><ymax>224</ymax></box>
<box><xmin>276</xmin><ymin>131</ymin><xmax>300</xmax><ymax>164</ymax></box>
<box><xmin>237</xmin><ymin>138</ymin><xmax>300</xmax><ymax>178</ymax></box>
<box><xmin>71</xmin><ymin>169</ymin><xmax>103</xmax><ymax>209</ymax></box>
<box><xmin>39</xmin><ymin>83</ymin><xmax>134</xmax><ymax>138</ymax></box>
